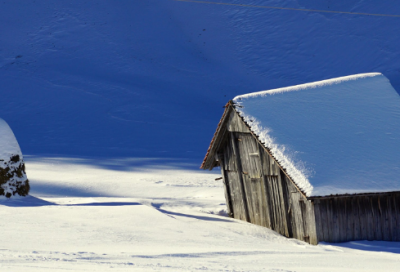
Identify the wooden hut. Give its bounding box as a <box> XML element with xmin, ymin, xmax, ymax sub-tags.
<box><xmin>201</xmin><ymin>73</ymin><xmax>400</xmax><ymax>244</ymax></box>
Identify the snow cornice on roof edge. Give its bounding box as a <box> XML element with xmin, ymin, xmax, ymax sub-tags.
<box><xmin>233</xmin><ymin>73</ymin><xmax>382</xmax><ymax>100</ymax></box>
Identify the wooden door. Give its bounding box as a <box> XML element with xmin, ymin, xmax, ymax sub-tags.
<box><xmin>235</xmin><ymin>133</ymin><xmax>271</xmax><ymax>228</ymax></box>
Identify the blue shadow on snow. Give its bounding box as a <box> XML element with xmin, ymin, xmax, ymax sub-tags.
<box><xmin>322</xmin><ymin>241</ymin><xmax>400</xmax><ymax>254</ymax></box>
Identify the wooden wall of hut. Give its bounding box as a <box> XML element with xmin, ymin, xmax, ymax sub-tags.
<box><xmin>313</xmin><ymin>193</ymin><xmax>400</xmax><ymax>243</ymax></box>
<box><xmin>217</xmin><ymin>110</ymin><xmax>318</xmax><ymax>244</ymax></box>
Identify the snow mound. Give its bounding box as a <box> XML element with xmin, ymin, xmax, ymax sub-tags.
<box><xmin>0</xmin><ymin>119</ymin><xmax>29</xmax><ymax>197</ymax></box>
<box><xmin>233</xmin><ymin>73</ymin><xmax>400</xmax><ymax>197</ymax></box>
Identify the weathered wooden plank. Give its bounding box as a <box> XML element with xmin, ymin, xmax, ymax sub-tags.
<box><xmin>335</xmin><ymin>198</ymin><xmax>343</xmax><ymax>242</ymax></box>
<box><xmin>226</xmin><ymin>172</ymin><xmax>242</xmax><ymax>220</ymax></box>
<box><xmin>227</xmin><ymin>111</ymin><xmax>251</xmax><ymax>133</ymax></box>
<box><xmin>284</xmin><ymin>178</ymin><xmax>297</xmax><ymax>239</ymax></box>
<box><xmin>387</xmin><ymin>194</ymin><xmax>396</xmax><ymax>241</ymax></box>
<box><xmin>345</xmin><ymin>197</ymin><xmax>354</xmax><ymax>241</ymax></box>
<box><xmin>276</xmin><ymin>173</ymin><xmax>289</xmax><ymax>237</ymax></box>
<box><xmin>230</xmin><ymin>132</ymin><xmax>250</xmax><ymax>223</ymax></box>
<box><xmin>372</xmin><ymin>196</ymin><xmax>382</xmax><ymax>240</ymax></box>
<box><xmin>331</xmin><ymin>198</ymin><xmax>339</xmax><ymax>242</ymax></box>
<box><xmin>364</xmin><ymin>196</ymin><xmax>375</xmax><ymax>241</ymax></box>
<box><xmin>218</xmin><ymin>154</ymin><xmax>233</xmax><ymax>217</ymax></box>
<box><xmin>380</xmin><ymin>195</ymin><xmax>390</xmax><ymax>240</ymax></box>
<box><xmin>320</xmin><ymin>199</ymin><xmax>330</xmax><ymax>242</ymax></box>
<box><xmin>393</xmin><ymin>195</ymin><xmax>400</xmax><ymax>241</ymax></box>
<box><xmin>281</xmin><ymin>174</ymin><xmax>294</xmax><ymax>238</ymax></box>
<box><xmin>305</xmin><ymin>199</ymin><xmax>317</xmax><ymax>245</ymax></box>
<box><xmin>357</xmin><ymin>197</ymin><xmax>367</xmax><ymax>240</ymax></box>
<box><xmin>256</xmin><ymin>145</ymin><xmax>272</xmax><ymax>228</ymax></box>
<box><xmin>242</xmin><ymin>174</ymin><xmax>257</xmax><ymax>224</ymax></box>
<box><xmin>280</xmin><ymin>172</ymin><xmax>293</xmax><ymax>238</ymax></box>
<box><xmin>292</xmin><ymin>191</ymin><xmax>304</xmax><ymax>241</ymax></box>
<box><xmin>313</xmin><ymin>199</ymin><xmax>323</xmax><ymax>243</ymax></box>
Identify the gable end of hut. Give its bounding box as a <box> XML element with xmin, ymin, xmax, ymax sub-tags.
<box><xmin>202</xmin><ymin>103</ymin><xmax>318</xmax><ymax>244</ymax></box>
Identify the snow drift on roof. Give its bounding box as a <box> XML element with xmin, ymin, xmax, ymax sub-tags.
<box><xmin>233</xmin><ymin>73</ymin><xmax>400</xmax><ymax>197</ymax></box>
<box><xmin>0</xmin><ymin>119</ymin><xmax>23</xmax><ymax>161</ymax></box>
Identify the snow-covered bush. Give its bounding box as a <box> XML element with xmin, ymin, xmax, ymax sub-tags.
<box><xmin>0</xmin><ymin>119</ymin><xmax>29</xmax><ymax>198</ymax></box>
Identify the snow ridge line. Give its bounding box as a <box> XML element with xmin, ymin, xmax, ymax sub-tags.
<box><xmin>175</xmin><ymin>0</ymin><xmax>400</xmax><ymax>18</ymax></box>
<box><xmin>234</xmin><ymin>73</ymin><xmax>382</xmax><ymax>99</ymax></box>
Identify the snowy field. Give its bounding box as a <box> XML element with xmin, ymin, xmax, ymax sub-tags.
<box><xmin>0</xmin><ymin>157</ymin><xmax>399</xmax><ymax>271</ymax></box>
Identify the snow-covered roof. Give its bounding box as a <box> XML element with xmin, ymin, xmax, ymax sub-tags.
<box><xmin>0</xmin><ymin>119</ymin><xmax>23</xmax><ymax>161</ymax></box>
<box><xmin>233</xmin><ymin>73</ymin><xmax>400</xmax><ymax>197</ymax></box>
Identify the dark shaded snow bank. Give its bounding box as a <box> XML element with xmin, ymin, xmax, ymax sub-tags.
<box><xmin>0</xmin><ymin>0</ymin><xmax>399</xmax><ymax>160</ymax></box>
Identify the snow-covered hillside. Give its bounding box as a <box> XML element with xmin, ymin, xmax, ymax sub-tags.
<box><xmin>1</xmin><ymin>0</ymin><xmax>400</xmax><ymax>160</ymax></box>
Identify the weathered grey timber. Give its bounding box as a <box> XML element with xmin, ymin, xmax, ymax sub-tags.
<box><xmin>201</xmin><ymin>101</ymin><xmax>400</xmax><ymax>245</ymax></box>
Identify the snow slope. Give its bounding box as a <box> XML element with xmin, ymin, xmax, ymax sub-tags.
<box><xmin>0</xmin><ymin>157</ymin><xmax>399</xmax><ymax>271</ymax></box>
<box><xmin>0</xmin><ymin>119</ymin><xmax>22</xmax><ymax>160</ymax></box>
<box><xmin>233</xmin><ymin>73</ymin><xmax>400</xmax><ymax>196</ymax></box>
<box><xmin>1</xmin><ymin>0</ymin><xmax>400</xmax><ymax>161</ymax></box>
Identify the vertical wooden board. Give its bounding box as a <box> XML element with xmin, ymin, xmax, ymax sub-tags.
<box><xmin>265</xmin><ymin>175</ymin><xmax>276</xmax><ymax>230</ymax></box>
<box><xmin>390</xmin><ymin>195</ymin><xmax>396</xmax><ymax>241</ymax></box>
<box><xmin>384</xmin><ymin>195</ymin><xmax>392</xmax><ymax>241</ymax></box>
<box><xmin>331</xmin><ymin>198</ymin><xmax>340</xmax><ymax>242</ymax></box>
<box><xmin>292</xmin><ymin>192</ymin><xmax>304</xmax><ymax>241</ymax></box>
<box><xmin>226</xmin><ymin>111</ymin><xmax>237</xmax><ymax>132</ymax></box>
<box><xmin>223</xmin><ymin>142</ymin><xmax>235</xmax><ymax>171</ymax></box>
<box><xmin>280</xmin><ymin>174</ymin><xmax>293</xmax><ymax>237</ymax></box>
<box><xmin>227</xmin><ymin>172</ymin><xmax>244</xmax><ymax>221</ymax></box>
<box><xmin>306</xmin><ymin>200</ymin><xmax>318</xmax><ymax>245</ymax></box>
<box><xmin>230</xmin><ymin>133</ymin><xmax>251</xmax><ymax>223</ymax></box>
<box><xmin>352</xmin><ymin>197</ymin><xmax>361</xmax><ymax>241</ymax></box>
<box><xmin>390</xmin><ymin>195</ymin><xmax>397</xmax><ymax>241</ymax></box>
<box><xmin>380</xmin><ymin>195</ymin><xmax>390</xmax><ymax>240</ymax></box>
<box><xmin>369</xmin><ymin>196</ymin><xmax>376</xmax><ymax>240</ymax></box>
<box><xmin>372</xmin><ymin>196</ymin><xmax>383</xmax><ymax>241</ymax></box>
<box><xmin>253</xmin><ymin>178</ymin><xmax>265</xmax><ymax>227</ymax></box>
<box><xmin>271</xmin><ymin>176</ymin><xmax>284</xmax><ymax>235</ymax></box>
<box><xmin>227</xmin><ymin>111</ymin><xmax>251</xmax><ymax>133</ymax></box>
<box><xmin>396</xmin><ymin>194</ymin><xmax>400</xmax><ymax>241</ymax></box>
<box><xmin>285</xmin><ymin>180</ymin><xmax>299</xmax><ymax>239</ymax></box>
<box><xmin>394</xmin><ymin>194</ymin><xmax>400</xmax><ymax>241</ymax></box>
<box><xmin>259</xmin><ymin>174</ymin><xmax>271</xmax><ymax>228</ymax></box>
<box><xmin>219</xmin><ymin>158</ymin><xmax>232</xmax><ymax>217</ymax></box>
<box><xmin>326</xmin><ymin>199</ymin><xmax>335</xmax><ymax>242</ymax></box>
<box><xmin>257</xmin><ymin>178</ymin><xmax>269</xmax><ymax>227</ymax></box>
<box><xmin>242</xmin><ymin>174</ymin><xmax>256</xmax><ymax>224</ymax></box>
<box><xmin>319</xmin><ymin>199</ymin><xmax>330</xmax><ymax>242</ymax></box>
<box><xmin>386</xmin><ymin>195</ymin><xmax>393</xmax><ymax>241</ymax></box>
<box><xmin>345</xmin><ymin>197</ymin><xmax>354</xmax><ymax>241</ymax></box>
<box><xmin>358</xmin><ymin>197</ymin><xmax>367</xmax><ymax>239</ymax></box>
<box><xmin>337</xmin><ymin>198</ymin><xmax>346</xmax><ymax>242</ymax></box>
<box><xmin>276</xmin><ymin>174</ymin><xmax>288</xmax><ymax>236</ymax></box>
<box><xmin>260</xmin><ymin>173</ymin><xmax>272</xmax><ymax>228</ymax></box>
<box><xmin>337</xmin><ymin>198</ymin><xmax>345</xmax><ymax>242</ymax></box>
<box><xmin>313</xmin><ymin>199</ymin><xmax>323</xmax><ymax>243</ymax></box>
<box><xmin>291</xmin><ymin>193</ymin><xmax>301</xmax><ymax>240</ymax></box>
<box><xmin>299</xmin><ymin>198</ymin><xmax>310</xmax><ymax>243</ymax></box>
<box><xmin>268</xmin><ymin>176</ymin><xmax>280</xmax><ymax>233</ymax></box>
<box><xmin>363</xmin><ymin>196</ymin><xmax>374</xmax><ymax>241</ymax></box>
<box><xmin>276</xmin><ymin>175</ymin><xmax>289</xmax><ymax>236</ymax></box>
<box><xmin>260</xmin><ymin>148</ymin><xmax>270</xmax><ymax>176</ymax></box>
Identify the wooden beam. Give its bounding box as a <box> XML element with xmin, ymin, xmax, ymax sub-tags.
<box><xmin>230</xmin><ymin>132</ymin><xmax>251</xmax><ymax>222</ymax></box>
